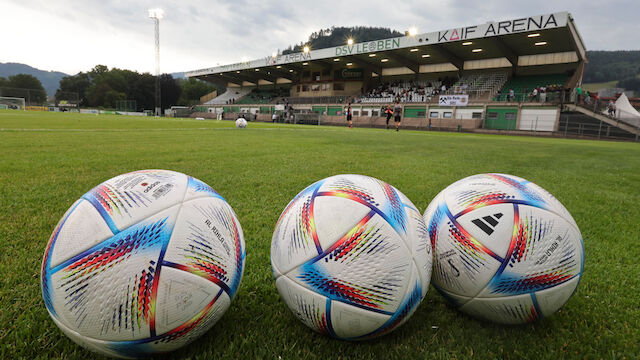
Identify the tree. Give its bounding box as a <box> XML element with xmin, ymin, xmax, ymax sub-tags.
<box><xmin>159</xmin><ymin>74</ymin><xmax>181</xmax><ymax>109</ymax></box>
<box><xmin>177</xmin><ymin>78</ymin><xmax>217</xmax><ymax>106</ymax></box>
<box><xmin>56</xmin><ymin>72</ymin><xmax>91</xmax><ymax>105</ymax></box>
<box><xmin>6</xmin><ymin>74</ymin><xmax>47</xmax><ymax>104</ymax></box>
<box><xmin>0</xmin><ymin>77</ymin><xmax>7</xmax><ymax>88</ymax></box>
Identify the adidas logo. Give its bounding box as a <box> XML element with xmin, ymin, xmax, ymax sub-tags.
<box><xmin>471</xmin><ymin>213</ymin><xmax>503</xmax><ymax>235</ymax></box>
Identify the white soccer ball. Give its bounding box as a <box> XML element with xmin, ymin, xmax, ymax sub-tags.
<box><xmin>41</xmin><ymin>170</ymin><xmax>245</xmax><ymax>358</ymax></box>
<box><xmin>271</xmin><ymin>174</ymin><xmax>432</xmax><ymax>339</ymax></box>
<box><xmin>235</xmin><ymin>118</ymin><xmax>247</xmax><ymax>128</ymax></box>
<box><xmin>423</xmin><ymin>173</ymin><xmax>584</xmax><ymax>324</ymax></box>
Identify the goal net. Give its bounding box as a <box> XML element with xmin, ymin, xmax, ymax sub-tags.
<box><xmin>0</xmin><ymin>96</ymin><xmax>26</xmax><ymax>110</ymax></box>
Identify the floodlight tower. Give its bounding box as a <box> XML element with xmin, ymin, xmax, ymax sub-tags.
<box><xmin>148</xmin><ymin>8</ymin><xmax>164</xmax><ymax>116</ymax></box>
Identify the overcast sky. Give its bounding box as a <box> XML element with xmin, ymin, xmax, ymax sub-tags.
<box><xmin>2</xmin><ymin>0</ymin><xmax>638</xmax><ymax>75</ymax></box>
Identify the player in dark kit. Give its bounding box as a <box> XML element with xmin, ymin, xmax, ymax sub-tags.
<box><xmin>346</xmin><ymin>103</ymin><xmax>353</xmax><ymax>128</ymax></box>
<box><xmin>384</xmin><ymin>105</ymin><xmax>393</xmax><ymax>129</ymax></box>
<box><xmin>393</xmin><ymin>101</ymin><xmax>402</xmax><ymax>132</ymax></box>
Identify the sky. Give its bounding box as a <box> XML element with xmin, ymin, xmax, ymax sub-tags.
<box><xmin>2</xmin><ymin>0</ymin><xmax>638</xmax><ymax>76</ymax></box>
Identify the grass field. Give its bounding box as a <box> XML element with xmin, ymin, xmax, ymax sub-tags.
<box><xmin>1</xmin><ymin>109</ymin><xmax>639</xmax><ymax>359</ymax></box>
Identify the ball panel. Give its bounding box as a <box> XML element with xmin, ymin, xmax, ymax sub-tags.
<box><xmin>317</xmin><ymin>174</ymin><xmax>408</xmax><ymax>236</ymax></box>
<box><xmin>477</xmin><ymin>205</ymin><xmax>583</xmax><ymax>298</ymax></box>
<box><xmin>287</xmin><ymin>213</ymin><xmax>413</xmax><ymax>314</ymax></box>
<box><xmin>455</xmin><ymin>203</ymin><xmax>515</xmax><ymax>259</ymax></box>
<box><xmin>275</xmin><ymin>275</ymin><xmax>332</xmax><ymax>335</ymax></box>
<box><xmin>162</xmin><ymin>197</ymin><xmax>246</xmax><ymax>299</ymax></box>
<box><xmin>535</xmin><ymin>275</ymin><xmax>580</xmax><ymax>317</ymax></box>
<box><xmin>49</xmin><ymin>205</ymin><xmax>180</xmax><ymax>341</ymax></box>
<box><xmin>81</xmin><ymin>170</ymin><xmax>188</xmax><ymax>234</ymax></box>
<box><xmin>430</xmin><ymin>207</ymin><xmax>503</xmax><ymax>297</ymax></box>
<box><xmin>183</xmin><ymin>176</ymin><xmax>226</xmax><ymax>202</ymax></box>
<box><xmin>49</xmin><ymin>284</ymin><xmax>231</xmax><ymax>359</ymax></box>
<box><xmin>329</xmin><ymin>299</ymin><xmax>390</xmax><ymax>339</ymax></box>
<box><xmin>154</xmin><ymin>266</ymin><xmax>226</xmax><ymax>335</ymax></box>
<box><xmin>313</xmin><ymin>196</ymin><xmax>371</xmax><ymax>251</ymax></box>
<box><xmin>271</xmin><ymin>180</ymin><xmax>325</xmax><ymax>275</ymax></box>
<box><xmin>459</xmin><ymin>293</ymin><xmax>541</xmax><ymax>324</ymax></box>
<box><xmin>403</xmin><ymin>204</ymin><xmax>432</xmax><ymax>297</ymax></box>
<box><xmin>49</xmin><ymin>199</ymin><xmax>115</xmax><ymax>268</ymax></box>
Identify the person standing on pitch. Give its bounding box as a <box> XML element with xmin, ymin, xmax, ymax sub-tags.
<box><xmin>384</xmin><ymin>105</ymin><xmax>393</xmax><ymax>129</ymax></box>
<box><xmin>393</xmin><ymin>101</ymin><xmax>402</xmax><ymax>132</ymax></box>
<box><xmin>346</xmin><ymin>103</ymin><xmax>353</xmax><ymax>128</ymax></box>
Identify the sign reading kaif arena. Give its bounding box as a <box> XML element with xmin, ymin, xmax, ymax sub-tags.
<box><xmin>439</xmin><ymin>95</ymin><xmax>469</xmax><ymax>106</ymax></box>
<box><xmin>186</xmin><ymin>12</ymin><xmax>569</xmax><ymax>77</ymax></box>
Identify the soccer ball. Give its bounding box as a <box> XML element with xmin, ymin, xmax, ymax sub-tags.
<box><xmin>235</xmin><ymin>118</ymin><xmax>247</xmax><ymax>128</ymax></box>
<box><xmin>271</xmin><ymin>174</ymin><xmax>432</xmax><ymax>339</ymax></box>
<box><xmin>41</xmin><ymin>170</ymin><xmax>245</xmax><ymax>358</ymax></box>
<box><xmin>423</xmin><ymin>173</ymin><xmax>584</xmax><ymax>324</ymax></box>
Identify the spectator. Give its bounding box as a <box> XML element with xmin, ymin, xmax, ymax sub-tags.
<box><xmin>272</xmin><ymin>112</ymin><xmax>278</xmax><ymax>122</ymax></box>
<box><xmin>393</xmin><ymin>101</ymin><xmax>402</xmax><ymax>132</ymax></box>
<box><xmin>384</xmin><ymin>105</ymin><xmax>393</xmax><ymax>130</ymax></box>
<box><xmin>508</xmin><ymin>89</ymin><xmax>515</xmax><ymax>102</ymax></box>
<box><xmin>576</xmin><ymin>86</ymin><xmax>582</xmax><ymax>104</ymax></box>
<box><xmin>345</xmin><ymin>102</ymin><xmax>353</xmax><ymax>129</ymax></box>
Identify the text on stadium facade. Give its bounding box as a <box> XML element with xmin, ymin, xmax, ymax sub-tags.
<box><xmin>436</xmin><ymin>13</ymin><xmax>561</xmax><ymax>43</ymax></box>
<box><xmin>335</xmin><ymin>39</ymin><xmax>401</xmax><ymax>56</ymax></box>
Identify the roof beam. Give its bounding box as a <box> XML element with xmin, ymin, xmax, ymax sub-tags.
<box><xmin>383</xmin><ymin>52</ymin><xmax>419</xmax><ymax>74</ymax></box>
<box><xmin>492</xmin><ymin>37</ymin><xmax>519</xmax><ymax>68</ymax></box>
<box><xmin>347</xmin><ymin>56</ymin><xmax>382</xmax><ymax>76</ymax></box>
<box><xmin>429</xmin><ymin>44</ymin><xmax>464</xmax><ymax>70</ymax></box>
<box><xmin>266</xmin><ymin>67</ymin><xmax>294</xmax><ymax>81</ymax></box>
<box><xmin>219</xmin><ymin>73</ymin><xmax>253</xmax><ymax>86</ymax></box>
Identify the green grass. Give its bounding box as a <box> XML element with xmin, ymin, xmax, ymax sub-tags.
<box><xmin>1</xmin><ymin>110</ymin><xmax>639</xmax><ymax>359</ymax></box>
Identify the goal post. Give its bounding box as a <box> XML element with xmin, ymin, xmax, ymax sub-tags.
<box><xmin>0</xmin><ymin>97</ymin><xmax>26</xmax><ymax>110</ymax></box>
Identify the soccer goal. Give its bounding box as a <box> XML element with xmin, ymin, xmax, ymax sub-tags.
<box><xmin>0</xmin><ymin>96</ymin><xmax>26</xmax><ymax>110</ymax></box>
<box><xmin>294</xmin><ymin>112</ymin><xmax>322</xmax><ymax>125</ymax></box>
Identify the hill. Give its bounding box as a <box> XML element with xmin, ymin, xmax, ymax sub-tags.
<box><xmin>0</xmin><ymin>62</ymin><xmax>69</xmax><ymax>97</ymax></box>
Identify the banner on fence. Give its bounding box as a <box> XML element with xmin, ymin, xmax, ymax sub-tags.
<box><xmin>439</xmin><ymin>95</ymin><xmax>469</xmax><ymax>106</ymax></box>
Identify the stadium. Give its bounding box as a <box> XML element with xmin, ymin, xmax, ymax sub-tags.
<box><xmin>1</xmin><ymin>7</ymin><xmax>639</xmax><ymax>360</ymax></box>
<box><xmin>186</xmin><ymin>11</ymin><xmax>638</xmax><ymax>141</ymax></box>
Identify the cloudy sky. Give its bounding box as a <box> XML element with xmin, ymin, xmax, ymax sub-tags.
<box><xmin>2</xmin><ymin>0</ymin><xmax>638</xmax><ymax>75</ymax></box>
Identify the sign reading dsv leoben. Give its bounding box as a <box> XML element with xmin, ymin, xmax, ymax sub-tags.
<box><xmin>186</xmin><ymin>12</ymin><xmax>569</xmax><ymax>77</ymax></box>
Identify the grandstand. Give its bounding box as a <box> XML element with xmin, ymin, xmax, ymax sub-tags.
<box><xmin>185</xmin><ymin>12</ymin><xmax>638</xmax><ymax>139</ymax></box>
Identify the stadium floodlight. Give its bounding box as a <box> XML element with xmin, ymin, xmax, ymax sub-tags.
<box><xmin>462</xmin><ymin>41</ymin><xmax>473</xmax><ymax>46</ymax></box>
<box><xmin>408</xmin><ymin>27</ymin><xmax>418</xmax><ymax>36</ymax></box>
<box><xmin>347</xmin><ymin>38</ymin><xmax>354</xmax><ymax>45</ymax></box>
<box><xmin>148</xmin><ymin>8</ymin><xmax>164</xmax><ymax>116</ymax></box>
<box><xmin>303</xmin><ymin>46</ymin><xmax>310</xmax><ymax>53</ymax></box>
<box><xmin>276</xmin><ymin>65</ymin><xmax>282</xmax><ymax>68</ymax></box>
<box><xmin>410</xmin><ymin>48</ymin><xmax>419</xmax><ymax>52</ymax></box>
<box><xmin>369</xmin><ymin>53</ymin><xmax>376</xmax><ymax>57</ymax></box>
<box><xmin>422</xmin><ymin>54</ymin><xmax>431</xmax><ymax>58</ymax></box>
<box><xmin>333</xmin><ymin>58</ymin><xmax>340</xmax><ymax>61</ymax></box>
<box><xmin>289</xmin><ymin>69</ymin><xmax>294</xmax><ymax>72</ymax></box>
<box><xmin>272</xmin><ymin>51</ymin><xmax>277</xmax><ymax>57</ymax></box>
<box><xmin>381</xmin><ymin>59</ymin><xmax>389</xmax><ymax>62</ymax></box>
<box><xmin>302</xmin><ymin>62</ymin><xmax>309</xmax><ymax>66</ymax></box>
<box><xmin>346</xmin><ymin>62</ymin><xmax>353</xmax><ymax>66</ymax></box>
<box><xmin>472</xmin><ymin>48</ymin><xmax>483</xmax><ymax>52</ymax></box>
<box><xmin>148</xmin><ymin>8</ymin><xmax>164</xmax><ymax>19</ymax></box>
<box><xmin>535</xmin><ymin>41</ymin><xmax>548</xmax><ymax>46</ymax></box>
<box><xmin>528</xmin><ymin>33</ymin><xmax>541</xmax><ymax>37</ymax></box>
<box><xmin>255</xmin><ymin>69</ymin><xmax>260</xmax><ymax>71</ymax></box>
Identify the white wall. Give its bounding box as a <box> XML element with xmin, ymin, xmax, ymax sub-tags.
<box><xmin>519</xmin><ymin>109</ymin><xmax>558</xmax><ymax>131</ymax></box>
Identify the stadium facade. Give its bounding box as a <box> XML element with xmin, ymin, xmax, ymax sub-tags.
<box><xmin>184</xmin><ymin>12</ymin><xmax>637</xmax><ymax>137</ymax></box>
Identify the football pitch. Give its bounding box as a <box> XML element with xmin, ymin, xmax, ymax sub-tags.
<box><xmin>1</xmin><ymin>109</ymin><xmax>638</xmax><ymax>359</ymax></box>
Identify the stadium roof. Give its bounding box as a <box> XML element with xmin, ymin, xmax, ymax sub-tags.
<box><xmin>186</xmin><ymin>11</ymin><xmax>586</xmax><ymax>85</ymax></box>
